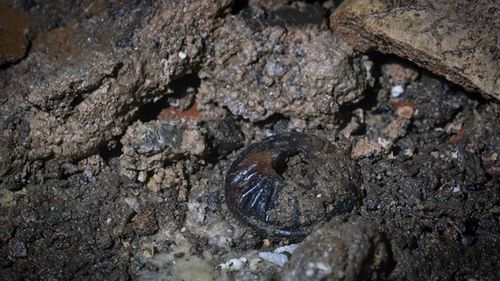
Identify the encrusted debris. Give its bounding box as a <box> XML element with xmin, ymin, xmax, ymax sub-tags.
<box><xmin>199</xmin><ymin>6</ymin><xmax>373</xmax><ymax>122</ymax></box>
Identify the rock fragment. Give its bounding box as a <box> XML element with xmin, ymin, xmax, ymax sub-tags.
<box><xmin>219</xmin><ymin>257</ymin><xmax>248</xmax><ymax>271</ymax></box>
<box><xmin>330</xmin><ymin>0</ymin><xmax>500</xmax><ymax>101</ymax></box>
<box><xmin>282</xmin><ymin>216</ymin><xmax>390</xmax><ymax>281</ymax></box>
<box><xmin>351</xmin><ymin>138</ymin><xmax>382</xmax><ymax>159</ymax></box>
<box><xmin>204</xmin><ymin>118</ymin><xmax>244</xmax><ymax>158</ymax></box>
<box><xmin>258</xmin><ymin>243</ymin><xmax>300</xmax><ymax>267</ymax></box>
<box><xmin>258</xmin><ymin>252</ymin><xmax>289</xmax><ymax>267</ymax></box>
<box><xmin>146</xmin><ymin>162</ymin><xmax>187</xmax><ymax>194</ymax></box>
<box><xmin>119</xmin><ymin>120</ymin><xmax>205</xmax><ymax>181</ymax></box>
<box><xmin>200</xmin><ymin>6</ymin><xmax>372</xmax><ymax>122</ymax></box>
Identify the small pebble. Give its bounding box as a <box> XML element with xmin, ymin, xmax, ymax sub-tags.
<box><xmin>391</xmin><ymin>85</ymin><xmax>405</xmax><ymax>98</ymax></box>
<box><xmin>258</xmin><ymin>252</ymin><xmax>288</xmax><ymax>266</ymax></box>
<box><xmin>351</xmin><ymin>138</ymin><xmax>382</xmax><ymax>158</ymax></box>
<box><xmin>137</xmin><ymin>171</ymin><xmax>147</xmax><ymax>183</ymax></box>
<box><xmin>219</xmin><ymin>257</ymin><xmax>247</xmax><ymax>271</ymax></box>
<box><xmin>262</xmin><ymin>239</ymin><xmax>271</xmax><ymax>247</ymax></box>
<box><xmin>274</xmin><ymin>243</ymin><xmax>299</xmax><ymax>254</ymax></box>
<box><xmin>178</xmin><ymin>51</ymin><xmax>187</xmax><ymax>60</ymax></box>
<box><xmin>396</xmin><ymin>105</ymin><xmax>414</xmax><ymax>119</ymax></box>
<box><xmin>124</xmin><ymin>197</ymin><xmax>140</xmax><ymax>213</ymax></box>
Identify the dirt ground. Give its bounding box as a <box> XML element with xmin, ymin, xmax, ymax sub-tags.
<box><xmin>0</xmin><ymin>1</ymin><xmax>499</xmax><ymax>280</ymax></box>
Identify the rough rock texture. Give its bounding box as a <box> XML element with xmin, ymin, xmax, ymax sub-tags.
<box><xmin>1</xmin><ymin>1</ymin><xmax>499</xmax><ymax>280</ymax></box>
<box><xmin>330</xmin><ymin>0</ymin><xmax>500</xmax><ymax>101</ymax></box>
<box><xmin>119</xmin><ymin>120</ymin><xmax>205</xmax><ymax>182</ymax></box>
<box><xmin>199</xmin><ymin>6</ymin><xmax>373</xmax><ymax>122</ymax></box>
<box><xmin>119</xmin><ymin>117</ymin><xmax>244</xmax><ymax>184</ymax></box>
<box><xmin>282</xmin><ymin>216</ymin><xmax>390</xmax><ymax>281</ymax></box>
<box><xmin>249</xmin><ymin>0</ymin><xmax>290</xmax><ymax>10</ymax></box>
<box><xmin>25</xmin><ymin>0</ymin><xmax>231</xmax><ymax>161</ymax></box>
<box><xmin>0</xmin><ymin>0</ymin><xmax>233</xmax><ymax>189</ymax></box>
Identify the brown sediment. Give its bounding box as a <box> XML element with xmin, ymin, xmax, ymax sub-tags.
<box><xmin>239</xmin><ymin>150</ymin><xmax>276</xmax><ymax>176</ymax></box>
<box><xmin>31</xmin><ymin>22</ymin><xmax>83</xmax><ymax>58</ymax></box>
<box><xmin>0</xmin><ymin>3</ymin><xmax>34</xmax><ymax>65</ymax></box>
<box><xmin>158</xmin><ymin>102</ymin><xmax>201</xmax><ymax>122</ymax></box>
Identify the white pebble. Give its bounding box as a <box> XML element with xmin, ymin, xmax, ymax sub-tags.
<box><xmin>274</xmin><ymin>243</ymin><xmax>299</xmax><ymax>254</ymax></box>
<box><xmin>137</xmin><ymin>171</ymin><xmax>147</xmax><ymax>183</ymax></box>
<box><xmin>315</xmin><ymin>262</ymin><xmax>332</xmax><ymax>272</ymax></box>
<box><xmin>124</xmin><ymin>197</ymin><xmax>140</xmax><ymax>213</ymax></box>
<box><xmin>178</xmin><ymin>51</ymin><xmax>187</xmax><ymax>60</ymax></box>
<box><xmin>219</xmin><ymin>257</ymin><xmax>247</xmax><ymax>271</ymax></box>
<box><xmin>391</xmin><ymin>85</ymin><xmax>405</xmax><ymax>98</ymax></box>
<box><xmin>258</xmin><ymin>252</ymin><xmax>288</xmax><ymax>266</ymax></box>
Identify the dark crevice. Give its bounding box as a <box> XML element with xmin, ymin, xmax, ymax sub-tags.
<box><xmin>463</xmin><ymin>218</ymin><xmax>479</xmax><ymax>237</ymax></box>
<box><xmin>367</xmin><ymin>51</ymin><xmax>488</xmax><ymax>103</ymax></box>
<box><xmin>231</xmin><ymin>0</ymin><xmax>249</xmax><ymax>15</ymax></box>
<box><xmin>367</xmin><ymin>52</ymin><xmax>421</xmax><ymax>72</ymax></box>
<box><xmin>459</xmin><ymin>217</ymin><xmax>479</xmax><ymax>248</ymax></box>
<box><xmin>135</xmin><ymin>95</ymin><xmax>170</xmax><ymax>123</ymax></box>
<box><xmin>272</xmin><ymin>2</ymin><xmax>327</xmax><ymax>26</ymax></box>
<box><xmin>134</xmin><ymin>72</ymin><xmax>201</xmax><ymax>123</ymax></box>
<box><xmin>169</xmin><ymin>72</ymin><xmax>201</xmax><ymax>99</ymax></box>
<box><xmin>334</xmin><ymin>87</ymin><xmax>379</xmax><ymax>130</ymax></box>
<box><xmin>334</xmin><ymin>51</ymin><xmax>426</xmax><ymax>131</ymax></box>
<box><xmin>68</xmin><ymin>93</ymin><xmax>85</xmax><ymax>109</ymax></box>
<box><xmin>239</xmin><ymin>1</ymin><xmax>328</xmax><ymax>29</ymax></box>
<box><xmin>379</xmin><ymin>232</ymin><xmax>397</xmax><ymax>279</ymax></box>
<box><xmin>95</xmin><ymin>71</ymin><xmax>202</xmax><ymax>163</ymax></box>
<box><xmin>98</xmin><ymin>136</ymin><xmax>124</xmax><ymax>163</ymax></box>
<box><xmin>272</xmin><ymin>151</ymin><xmax>302</xmax><ymax>176</ymax></box>
<box><xmin>332</xmin><ymin>0</ymin><xmax>345</xmax><ymax>8</ymax></box>
<box><xmin>254</xmin><ymin>113</ymin><xmax>289</xmax><ymax>129</ymax></box>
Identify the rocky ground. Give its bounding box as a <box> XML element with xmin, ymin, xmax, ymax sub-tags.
<box><xmin>0</xmin><ymin>1</ymin><xmax>499</xmax><ymax>280</ymax></box>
